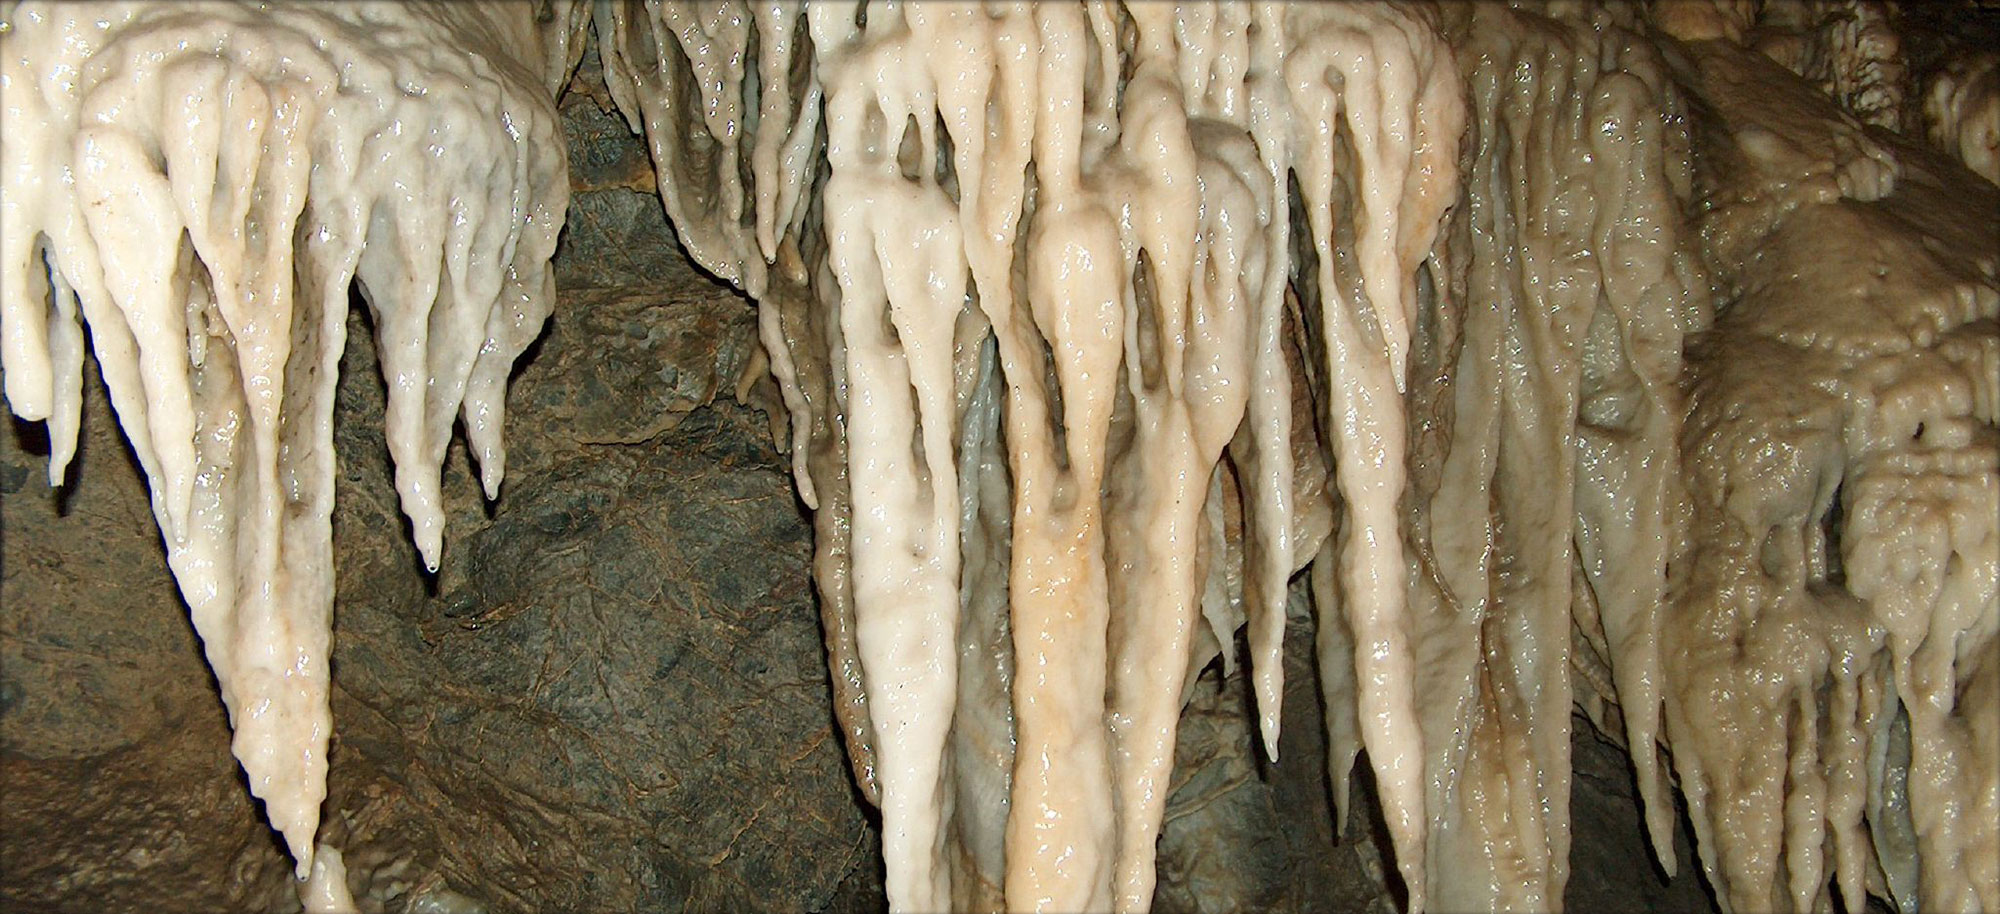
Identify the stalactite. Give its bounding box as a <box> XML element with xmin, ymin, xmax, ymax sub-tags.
<box><xmin>591</xmin><ymin>2</ymin><xmax>1464</xmax><ymax>909</ymax></box>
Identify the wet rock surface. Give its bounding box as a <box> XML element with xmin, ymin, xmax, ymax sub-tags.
<box><xmin>5</xmin><ymin>55</ymin><xmax>1724</xmax><ymax>914</ymax></box>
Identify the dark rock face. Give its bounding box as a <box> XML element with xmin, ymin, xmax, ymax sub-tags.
<box><xmin>315</xmin><ymin>307</ymin><xmax>872</xmax><ymax>913</ymax></box>
<box><xmin>1153</xmin><ymin>615</ymin><xmax>1392</xmax><ymax>914</ymax></box>
<box><xmin>2</xmin><ymin>52</ymin><xmax>1721</xmax><ymax>914</ymax></box>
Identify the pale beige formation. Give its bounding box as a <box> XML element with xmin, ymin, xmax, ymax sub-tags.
<box><xmin>1922</xmin><ymin>48</ymin><xmax>2000</xmax><ymax>184</ymax></box>
<box><xmin>0</xmin><ymin>0</ymin><xmax>575</xmax><ymax>884</ymax></box>
<box><xmin>1405</xmin><ymin>7</ymin><xmax>1710</xmax><ymax>910</ymax></box>
<box><xmin>1747</xmin><ymin>0</ymin><xmax>1907</xmax><ymax>130</ymax></box>
<box><xmin>4</xmin><ymin>2</ymin><xmax>1997</xmax><ymax>914</ymax></box>
<box><xmin>1665</xmin><ymin>37</ymin><xmax>1999</xmax><ymax>914</ymax></box>
<box><xmin>301</xmin><ymin>844</ymin><xmax>359</xmax><ymax>914</ymax></box>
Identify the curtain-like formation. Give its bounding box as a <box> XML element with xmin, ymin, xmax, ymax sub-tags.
<box><xmin>1664</xmin><ymin>38</ymin><xmax>1998</xmax><ymax>914</ymax></box>
<box><xmin>1402</xmin><ymin>6</ymin><xmax>1712</xmax><ymax>910</ymax></box>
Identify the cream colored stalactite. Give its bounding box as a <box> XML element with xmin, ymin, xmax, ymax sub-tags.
<box><xmin>0</xmin><ymin>0</ymin><xmax>566</xmax><ymax>878</ymax></box>
<box><xmin>898</xmin><ymin>8</ymin><xmax>1044</xmax><ymax>908</ymax></box>
<box><xmin>1098</xmin><ymin>9</ymin><xmax>1275</xmax><ymax>910</ymax></box>
<box><xmin>1174</xmin><ymin>1</ymin><xmax>1300</xmax><ymax>766</ymax></box>
<box><xmin>1666</xmin><ymin>280</ymin><xmax>1895</xmax><ymax>914</ymax></box>
<box><xmin>1866</xmin><ymin>677</ymin><xmax>1922</xmax><ymax>912</ymax></box>
<box><xmin>1671</xmin><ymin>311</ymin><xmax>1889</xmax><ymax>914</ymax></box>
<box><xmin>1680</xmin><ymin>48</ymin><xmax>1992</xmax><ymax>904</ymax></box>
<box><xmin>634</xmin><ymin>0</ymin><xmax>821</xmax><ymax>292</ymax></box>
<box><xmin>1482</xmin><ymin>30</ymin><xmax>1705</xmax><ymax>905</ymax></box>
<box><xmin>1101</xmin><ymin>126</ymin><xmax>1268</xmax><ymax>906</ymax></box>
<box><xmin>591</xmin><ymin>5</ymin><xmax>1473</xmax><ymax>909</ymax></box>
<box><xmin>997</xmin><ymin>6</ymin><xmax>1126</xmax><ymax>908</ymax></box>
<box><xmin>809</xmin><ymin>4</ymin><xmax>980</xmax><ymax>906</ymax></box>
<box><xmin>909</xmin><ymin>11</ymin><xmax>1040</xmax><ymax>906</ymax></box>
<box><xmin>1281</xmin><ymin>7</ymin><xmax>1463</xmax><ymax>910</ymax></box>
<box><xmin>785</xmin><ymin>3</ymin><xmax>1075</xmax><ymax>907</ymax></box>
<box><xmin>0</xmin><ymin>5</ymin><xmax>110</xmax><ymax>486</ymax></box>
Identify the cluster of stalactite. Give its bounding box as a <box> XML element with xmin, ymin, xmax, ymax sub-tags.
<box><xmin>0</xmin><ymin>0</ymin><xmax>579</xmax><ymax>893</ymax></box>
<box><xmin>590</xmin><ymin>1</ymin><xmax>1998</xmax><ymax>912</ymax></box>
<box><xmin>2</xmin><ymin>1</ymin><xmax>1994</xmax><ymax>912</ymax></box>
